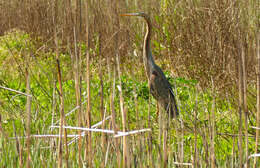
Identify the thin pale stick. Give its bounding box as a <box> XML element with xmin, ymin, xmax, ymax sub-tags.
<box><xmin>0</xmin><ymin>85</ymin><xmax>32</xmax><ymax>97</ymax></box>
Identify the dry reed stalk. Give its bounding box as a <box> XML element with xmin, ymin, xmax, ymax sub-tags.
<box><xmin>85</xmin><ymin>0</ymin><xmax>92</xmax><ymax>166</ymax></box>
<box><xmin>157</xmin><ymin>11</ymin><xmax>163</xmax><ymax>163</ymax></box>
<box><xmin>158</xmin><ymin>102</ymin><xmax>163</xmax><ymax>165</ymax></box>
<box><xmin>112</xmin><ymin>0</ymin><xmax>130</xmax><ymax>166</ymax></box>
<box><xmin>210</xmin><ymin>78</ymin><xmax>215</xmax><ymax>168</ymax></box>
<box><xmin>241</xmin><ymin>44</ymin><xmax>249</xmax><ymax>167</ymax></box>
<box><xmin>50</xmin><ymin>77</ymin><xmax>56</xmax><ymax>149</ymax></box>
<box><xmin>202</xmin><ymin>124</ymin><xmax>209</xmax><ymax>168</ymax></box>
<box><xmin>54</xmin><ymin>1</ymin><xmax>69</xmax><ymax>166</ymax></box>
<box><xmin>148</xmin><ymin>94</ymin><xmax>154</xmax><ymax>168</ymax></box>
<box><xmin>173</xmin><ymin>83</ymin><xmax>184</xmax><ymax>167</ymax></box>
<box><xmin>104</xmin><ymin>137</ymin><xmax>111</xmax><ymax>166</ymax></box>
<box><xmin>254</xmin><ymin>31</ymin><xmax>260</xmax><ymax>168</ymax></box>
<box><xmin>76</xmin><ymin>0</ymin><xmax>82</xmax><ymax>38</ymax></box>
<box><xmin>180</xmin><ymin>119</ymin><xmax>184</xmax><ymax>168</ymax></box>
<box><xmin>232</xmin><ymin>136</ymin><xmax>235</xmax><ymax>167</ymax></box>
<box><xmin>193</xmin><ymin>92</ymin><xmax>198</xmax><ymax>168</ymax></box>
<box><xmin>0</xmin><ymin>115</ymin><xmax>6</xmax><ymax>138</ymax></box>
<box><xmin>56</xmin><ymin>56</ymin><xmax>69</xmax><ymax>168</ymax></box>
<box><xmin>73</xmin><ymin>27</ymin><xmax>83</xmax><ymax>167</ymax></box>
<box><xmin>238</xmin><ymin>42</ymin><xmax>244</xmax><ymax>168</ymax></box>
<box><xmin>13</xmin><ymin>121</ymin><xmax>23</xmax><ymax>166</ymax></box>
<box><xmin>98</xmin><ymin>33</ymin><xmax>106</xmax><ymax>168</ymax></box>
<box><xmin>53</xmin><ymin>0</ymin><xmax>62</xmax><ymax>167</ymax></box>
<box><xmin>116</xmin><ymin>52</ymin><xmax>130</xmax><ymax>168</ymax></box>
<box><xmin>162</xmin><ymin>110</ymin><xmax>168</xmax><ymax>168</ymax></box>
<box><xmin>110</xmin><ymin>63</ymin><xmax>121</xmax><ymax>167</ymax></box>
<box><xmin>25</xmin><ymin>67</ymin><xmax>32</xmax><ymax>168</ymax></box>
<box><xmin>132</xmin><ymin>74</ymin><xmax>143</xmax><ymax>167</ymax></box>
<box><xmin>106</xmin><ymin>40</ymin><xmax>120</xmax><ymax>165</ymax></box>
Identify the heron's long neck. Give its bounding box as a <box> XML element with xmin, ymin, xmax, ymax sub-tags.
<box><xmin>143</xmin><ymin>18</ymin><xmax>155</xmax><ymax>77</ymax></box>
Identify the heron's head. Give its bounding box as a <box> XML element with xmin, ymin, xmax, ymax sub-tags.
<box><xmin>121</xmin><ymin>12</ymin><xmax>150</xmax><ymax>21</ymax></box>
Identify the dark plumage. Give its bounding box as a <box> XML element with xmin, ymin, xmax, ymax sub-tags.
<box><xmin>122</xmin><ymin>12</ymin><xmax>179</xmax><ymax>118</ymax></box>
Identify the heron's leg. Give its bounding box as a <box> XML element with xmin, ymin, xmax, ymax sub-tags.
<box><xmin>156</xmin><ymin>101</ymin><xmax>159</xmax><ymax>122</ymax></box>
<box><xmin>162</xmin><ymin>104</ymin><xmax>169</xmax><ymax>167</ymax></box>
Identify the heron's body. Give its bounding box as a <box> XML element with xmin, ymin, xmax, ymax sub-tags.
<box><xmin>122</xmin><ymin>12</ymin><xmax>178</xmax><ymax>118</ymax></box>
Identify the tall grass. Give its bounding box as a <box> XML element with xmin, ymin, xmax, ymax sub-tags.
<box><xmin>0</xmin><ymin>0</ymin><xmax>259</xmax><ymax>167</ymax></box>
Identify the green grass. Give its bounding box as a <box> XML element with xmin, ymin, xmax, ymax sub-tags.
<box><xmin>0</xmin><ymin>30</ymin><xmax>258</xmax><ymax>167</ymax></box>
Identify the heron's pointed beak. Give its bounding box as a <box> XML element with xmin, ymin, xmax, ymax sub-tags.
<box><xmin>120</xmin><ymin>13</ymin><xmax>140</xmax><ymax>17</ymax></box>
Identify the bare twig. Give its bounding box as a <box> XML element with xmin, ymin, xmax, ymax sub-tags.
<box><xmin>67</xmin><ymin>115</ymin><xmax>111</xmax><ymax>146</ymax></box>
<box><xmin>172</xmin><ymin>162</ymin><xmax>192</xmax><ymax>166</ymax></box>
<box><xmin>0</xmin><ymin>85</ymin><xmax>32</xmax><ymax>97</ymax></box>
<box><xmin>114</xmin><ymin>128</ymin><xmax>151</xmax><ymax>138</ymax></box>
<box><xmin>51</xmin><ymin>125</ymin><xmax>150</xmax><ymax>138</ymax></box>
<box><xmin>10</xmin><ymin>134</ymin><xmax>81</xmax><ymax>139</ymax></box>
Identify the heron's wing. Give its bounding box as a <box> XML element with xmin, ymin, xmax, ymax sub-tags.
<box><xmin>156</xmin><ymin>67</ymin><xmax>179</xmax><ymax>115</ymax></box>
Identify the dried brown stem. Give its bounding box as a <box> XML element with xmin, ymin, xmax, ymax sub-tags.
<box><xmin>73</xmin><ymin>26</ymin><xmax>82</xmax><ymax>167</ymax></box>
<box><xmin>116</xmin><ymin>52</ymin><xmax>130</xmax><ymax>168</ymax></box>
<box><xmin>238</xmin><ymin>40</ymin><xmax>244</xmax><ymax>168</ymax></box>
<box><xmin>254</xmin><ymin>31</ymin><xmax>260</xmax><ymax>168</ymax></box>
<box><xmin>241</xmin><ymin>43</ymin><xmax>249</xmax><ymax>167</ymax></box>
<box><xmin>85</xmin><ymin>0</ymin><xmax>92</xmax><ymax>166</ymax></box>
<box><xmin>56</xmin><ymin>57</ymin><xmax>69</xmax><ymax>168</ymax></box>
<box><xmin>25</xmin><ymin>67</ymin><xmax>31</xmax><ymax>168</ymax></box>
<box><xmin>110</xmin><ymin>62</ymin><xmax>121</xmax><ymax>167</ymax></box>
<box><xmin>193</xmin><ymin>91</ymin><xmax>198</xmax><ymax>168</ymax></box>
<box><xmin>211</xmin><ymin>78</ymin><xmax>215</xmax><ymax>168</ymax></box>
<box><xmin>98</xmin><ymin>33</ymin><xmax>106</xmax><ymax>168</ymax></box>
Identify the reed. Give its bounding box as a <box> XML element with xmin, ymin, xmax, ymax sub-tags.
<box><xmin>254</xmin><ymin>31</ymin><xmax>260</xmax><ymax>168</ymax></box>
<box><xmin>85</xmin><ymin>0</ymin><xmax>92</xmax><ymax>166</ymax></box>
<box><xmin>25</xmin><ymin>67</ymin><xmax>32</xmax><ymax>168</ymax></box>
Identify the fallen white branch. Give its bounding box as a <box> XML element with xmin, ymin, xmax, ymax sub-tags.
<box><xmin>10</xmin><ymin>116</ymin><xmax>111</xmax><ymax>141</ymax></box>
<box><xmin>67</xmin><ymin>115</ymin><xmax>111</xmax><ymax>145</ymax></box>
<box><xmin>248</xmin><ymin>153</ymin><xmax>260</xmax><ymax>159</ymax></box>
<box><xmin>50</xmin><ymin>125</ymin><xmax>121</xmax><ymax>134</ymax></box>
<box><xmin>54</xmin><ymin>100</ymin><xmax>87</xmax><ymax>125</ymax></box>
<box><xmin>10</xmin><ymin>134</ymin><xmax>79</xmax><ymax>139</ymax></box>
<box><xmin>173</xmin><ymin>162</ymin><xmax>192</xmax><ymax>166</ymax></box>
<box><xmin>67</xmin><ymin>132</ymin><xmax>85</xmax><ymax>146</ymax></box>
<box><xmin>51</xmin><ymin>125</ymin><xmax>151</xmax><ymax>138</ymax></box>
<box><xmin>92</xmin><ymin>116</ymin><xmax>111</xmax><ymax>128</ymax></box>
<box><xmin>114</xmin><ymin>128</ymin><xmax>151</xmax><ymax>138</ymax></box>
<box><xmin>250</xmin><ymin>126</ymin><xmax>260</xmax><ymax>130</ymax></box>
<box><xmin>0</xmin><ymin>85</ymin><xmax>32</xmax><ymax>97</ymax></box>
